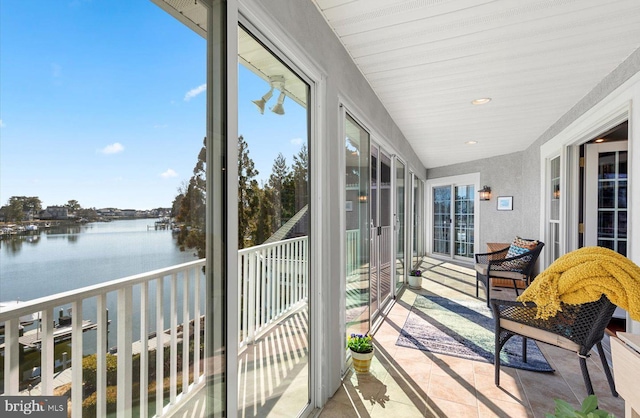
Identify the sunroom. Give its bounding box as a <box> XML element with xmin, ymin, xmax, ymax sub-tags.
<box><xmin>1</xmin><ymin>0</ymin><xmax>640</xmax><ymax>417</ymax></box>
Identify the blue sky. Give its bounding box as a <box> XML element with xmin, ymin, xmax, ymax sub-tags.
<box><xmin>0</xmin><ymin>1</ymin><xmax>308</xmax><ymax>210</ymax></box>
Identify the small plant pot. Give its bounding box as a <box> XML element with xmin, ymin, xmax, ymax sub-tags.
<box><xmin>351</xmin><ymin>349</ymin><xmax>374</xmax><ymax>374</ymax></box>
<box><xmin>408</xmin><ymin>274</ymin><xmax>422</xmax><ymax>289</ymax></box>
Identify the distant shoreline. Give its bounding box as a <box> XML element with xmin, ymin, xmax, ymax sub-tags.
<box><xmin>0</xmin><ymin>216</ymin><xmax>161</xmax><ymax>228</ymax></box>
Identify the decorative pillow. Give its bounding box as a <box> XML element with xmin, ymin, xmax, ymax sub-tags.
<box><xmin>503</xmin><ymin>237</ymin><xmax>538</xmax><ymax>270</ymax></box>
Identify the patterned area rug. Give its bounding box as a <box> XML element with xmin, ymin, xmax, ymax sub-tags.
<box><xmin>396</xmin><ymin>294</ymin><xmax>554</xmax><ymax>372</ymax></box>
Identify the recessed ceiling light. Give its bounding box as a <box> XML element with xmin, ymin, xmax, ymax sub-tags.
<box><xmin>595</xmin><ymin>138</ymin><xmax>605</xmax><ymax>143</ymax></box>
<box><xmin>465</xmin><ymin>140</ymin><xmax>478</xmax><ymax>145</ymax></box>
<box><xmin>471</xmin><ymin>98</ymin><xmax>491</xmax><ymax>105</ymax></box>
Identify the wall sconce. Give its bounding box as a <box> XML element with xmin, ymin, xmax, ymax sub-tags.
<box><xmin>252</xmin><ymin>75</ymin><xmax>286</xmax><ymax>115</ymax></box>
<box><xmin>478</xmin><ymin>186</ymin><xmax>491</xmax><ymax>201</ymax></box>
<box><xmin>359</xmin><ymin>194</ymin><xmax>368</xmax><ymax>203</ymax></box>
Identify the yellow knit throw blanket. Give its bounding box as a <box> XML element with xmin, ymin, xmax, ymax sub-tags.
<box><xmin>516</xmin><ymin>246</ymin><xmax>640</xmax><ymax>321</ymax></box>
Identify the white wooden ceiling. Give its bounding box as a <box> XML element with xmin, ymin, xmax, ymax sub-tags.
<box><xmin>312</xmin><ymin>0</ymin><xmax>640</xmax><ymax>168</ymax></box>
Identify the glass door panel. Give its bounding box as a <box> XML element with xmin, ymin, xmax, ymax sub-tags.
<box><xmin>370</xmin><ymin>146</ymin><xmax>379</xmax><ymax>315</ymax></box>
<box><xmin>585</xmin><ymin>141</ymin><xmax>628</xmax><ymax>256</ymax></box>
<box><xmin>238</xmin><ymin>26</ymin><xmax>311</xmax><ymax>417</ymax></box>
<box><xmin>379</xmin><ymin>151</ymin><xmax>392</xmax><ymax>305</ymax></box>
<box><xmin>344</xmin><ymin>114</ymin><xmax>370</xmax><ymax>340</ymax></box>
<box><xmin>395</xmin><ymin>159</ymin><xmax>406</xmax><ymax>290</ymax></box>
<box><xmin>454</xmin><ymin>185</ymin><xmax>474</xmax><ymax>257</ymax></box>
<box><xmin>433</xmin><ymin>186</ymin><xmax>451</xmax><ymax>256</ymax></box>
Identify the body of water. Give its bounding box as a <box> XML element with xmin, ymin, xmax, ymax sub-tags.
<box><xmin>0</xmin><ymin>218</ymin><xmax>201</xmax><ymax>355</ymax></box>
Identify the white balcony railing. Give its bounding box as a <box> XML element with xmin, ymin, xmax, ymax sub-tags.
<box><xmin>238</xmin><ymin>236</ymin><xmax>308</xmax><ymax>348</ymax></box>
<box><xmin>0</xmin><ymin>236</ymin><xmax>308</xmax><ymax>417</ymax></box>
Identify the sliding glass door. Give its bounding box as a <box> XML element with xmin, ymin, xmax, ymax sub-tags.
<box><xmin>344</xmin><ymin>114</ymin><xmax>371</xmax><ymax>341</ymax></box>
<box><xmin>395</xmin><ymin>158</ymin><xmax>406</xmax><ymax>290</ymax></box>
<box><xmin>237</xmin><ymin>25</ymin><xmax>311</xmax><ymax>417</ymax></box>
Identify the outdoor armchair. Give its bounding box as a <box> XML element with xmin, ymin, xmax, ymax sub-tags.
<box><xmin>475</xmin><ymin>239</ymin><xmax>544</xmax><ymax>307</ymax></box>
<box><xmin>490</xmin><ymin>295</ymin><xmax>618</xmax><ymax>397</ymax></box>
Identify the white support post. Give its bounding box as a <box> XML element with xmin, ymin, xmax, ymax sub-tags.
<box><xmin>170</xmin><ymin>273</ymin><xmax>178</xmax><ymax>404</ymax></box>
<box><xmin>41</xmin><ymin>308</ymin><xmax>54</xmax><ymax>395</ymax></box>
<box><xmin>260</xmin><ymin>248</ymin><xmax>267</xmax><ymax>329</ymax></box>
<box><xmin>237</xmin><ymin>254</ymin><xmax>242</xmax><ymax>347</ymax></box>
<box><xmin>140</xmin><ymin>282</ymin><xmax>149</xmax><ymax>418</ymax></box>
<box><xmin>247</xmin><ymin>251</ymin><xmax>256</xmax><ymax>344</ymax></box>
<box><xmin>156</xmin><ymin>277</ymin><xmax>164</xmax><ymax>417</ymax></box>
<box><xmin>275</xmin><ymin>243</ymin><xmax>281</xmax><ymax>317</ymax></box>
<box><xmin>4</xmin><ymin>318</ymin><xmax>19</xmax><ymax>395</ymax></box>
<box><xmin>117</xmin><ymin>286</ymin><xmax>133</xmax><ymax>418</ymax></box>
<box><xmin>182</xmin><ymin>271</ymin><xmax>190</xmax><ymax>393</ymax></box>
<box><xmin>97</xmin><ymin>294</ymin><xmax>108</xmax><ymax>418</ymax></box>
<box><xmin>194</xmin><ymin>267</ymin><xmax>201</xmax><ymax>382</ymax></box>
<box><xmin>72</xmin><ymin>301</ymin><xmax>83</xmax><ymax>417</ymax></box>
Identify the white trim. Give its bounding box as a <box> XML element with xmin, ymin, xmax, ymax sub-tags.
<box><xmin>537</xmin><ymin>72</ymin><xmax>640</xmax><ymax>333</ymax></box>
<box><xmin>337</xmin><ymin>94</ymin><xmax>425</xmax><ymax>180</ymax></box>
<box><xmin>237</xmin><ymin>2</ymin><xmax>327</xmax><ymax>411</ymax></box>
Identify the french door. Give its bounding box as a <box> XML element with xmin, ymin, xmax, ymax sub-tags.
<box><xmin>584</xmin><ymin>140</ymin><xmax>627</xmax><ymax>319</ymax></box>
<box><xmin>370</xmin><ymin>145</ymin><xmax>392</xmax><ymax>318</ymax></box>
<box><xmin>585</xmin><ymin>141</ymin><xmax>628</xmax><ymax>256</ymax></box>
<box><xmin>432</xmin><ymin>184</ymin><xmax>475</xmax><ymax>260</ymax></box>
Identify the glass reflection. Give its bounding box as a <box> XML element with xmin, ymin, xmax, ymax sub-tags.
<box><xmin>598</xmin><ymin>152</ymin><xmax>616</xmax><ymax>179</ymax></box>
<box><xmin>598</xmin><ymin>181</ymin><xmax>615</xmax><ymax>208</ymax></box>
<box><xmin>238</xmin><ymin>26</ymin><xmax>310</xmax><ymax>417</ymax></box>
<box><xmin>344</xmin><ymin>113</ymin><xmax>370</xmax><ymax>344</ymax></box>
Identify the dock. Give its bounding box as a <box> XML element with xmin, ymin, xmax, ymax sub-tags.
<box><xmin>0</xmin><ymin>320</ymin><xmax>98</xmax><ymax>350</ymax></box>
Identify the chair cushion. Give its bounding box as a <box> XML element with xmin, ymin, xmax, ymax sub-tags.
<box><xmin>475</xmin><ymin>263</ymin><xmax>527</xmax><ymax>280</ymax></box>
<box><xmin>499</xmin><ymin>318</ymin><xmax>580</xmax><ymax>352</ymax></box>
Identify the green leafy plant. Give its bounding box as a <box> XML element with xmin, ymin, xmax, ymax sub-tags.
<box><xmin>545</xmin><ymin>395</ymin><xmax>614</xmax><ymax>418</ymax></box>
<box><xmin>410</xmin><ymin>269</ymin><xmax>422</xmax><ymax>276</ymax></box>
<box><xmin>347</xmin><ymin>334</ymin><xmax>373</xmax><ymax>353</ymax></box>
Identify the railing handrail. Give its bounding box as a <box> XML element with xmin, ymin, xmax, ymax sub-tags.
<box><xmin>238</xmin><ymin>235</ymin><xmax>306</xmax><ymax>255</ymax></box>
<box><xmin>0</xmin><ymin>259</ymin><xmax>206</xmax><ymax>322</ymax></box>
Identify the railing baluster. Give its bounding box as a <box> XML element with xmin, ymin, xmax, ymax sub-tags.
<box><xmin>139</xmin><ymin>282</ymin><xmax>149</xmax><ymax>418</ymax></box>
<box><xmin>268</xmin><ymin>246</ymin><xmax>274</xmax><ymax>324</ymax></box>
<box><xmin>285</xmin><ymin>242</ymin><xmax>290</xmax><ymax>311</ymax></box>
<box><xmin>194</xmin><ymin>267</ymin><xmax>201</xmax><ymax>382</ymax></box>
<box><xmin>156</xmin><ymin>276</ymin><xmax>164</xmax><ymax>418</ymax></box>
<box><xmin>256</xmin><ymin>250</ymin><xmax>263</xmax><ymax>333</ymax></box>
<box><xmin>97</xmin><ymin>295</ymin><xmax>107</xmax><ymax>418</ymax></box>
<box><xmin>260</xmin><ymin>248</ymin><xmax>267</xmax><ymax>330</ymax></box>
<box><xmin>117</xmin><ymin>287</ymin><xmax>133</xmax><ymax>418</ymax></box>
<box><xmin>4</xmin><ymin>318</ymin><xmax>19</xmax><ymax>395</ymax></box>
<box><xmin>243</xmin><ymin>253</ymin><xmax>249</xmax><ymax>346</ymax></box>
<box><xmin>182</xmin><ymin>270</ymin><xmax>190</xmax><ymax>393</ymax></box>
<box><xmin>72</xmin><ymin>301</ymin><xmax>83</xmax><ymax>417</ymax></box>
<box><xmin>170</xmin><ymin>273</ymin><xmax>178</xmax><ymax>404</ymax></box>
<box><xmin>41</xmin><ymin>307</ymin><xmax>54</xmax><ymax>395</ymax></box>
<box><xmin>276</xmin><ymin>243</ymin><xmax>281</xmax><ymax>317</ymax></box>
<box><xmin>248</xmin><ymin>250</ymin><xmax>256</xmax><ymax>343</ymax></box>
<box><xmin>238</xmin><ymin>254</ymin><xmax>243</xmax><ymax>348</ymax></box>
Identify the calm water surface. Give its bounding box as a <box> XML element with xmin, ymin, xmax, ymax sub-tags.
<box><xmin>0</xmin><ymin>219</ymin><xmax>200</xmax><ymax>352</ymax></box>
<box><xmin>0</xmin><ymin>219</ymin><xmax>196</xmax><ymax>301</ymax></box>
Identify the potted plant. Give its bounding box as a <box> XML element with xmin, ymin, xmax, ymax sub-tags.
<box><xmin>347</xmin><ymin>333</ymin><xmax>374</xmax><ymax>374</ymax></box>
<box><xmin>546</xmin><ymin>395</ymin><xmax>614</xmax><ymax>417</ymax></box>
<box><xmin>408</xmin><ymin>269</ymin><xmax>422</xmax><ymax>289</ymax></box>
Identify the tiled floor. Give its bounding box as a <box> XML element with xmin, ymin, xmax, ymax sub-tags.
<box><xmin>319</xmin><ymin>257</ymin><xmax>625</xmax><ymax>418</ymax></box>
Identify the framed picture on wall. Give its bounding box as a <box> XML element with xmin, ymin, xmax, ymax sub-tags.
<box><xmin>497</xmin><ymin>196</ymin><xmax>513</xmax><ymax>211</ymax></box>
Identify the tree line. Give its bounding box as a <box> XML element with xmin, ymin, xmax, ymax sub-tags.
<box><xmin>173</xmin><ymin>136</ymin><xmax>308</xmax><ymax>258</ymax></box>
<box><xmin>0</xmin><ymin>197</ymin><xmax>96</xmax><ymax>222</ymax></box>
